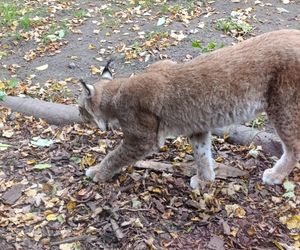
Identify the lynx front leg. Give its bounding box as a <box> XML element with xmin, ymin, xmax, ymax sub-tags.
<box><xmin>189</xmin><ymin>132</ymin><xmax>215</xmax><ymax>189</ymax></box>
<box><xmin>86</xmin><ymin>113</ymin><xmax>159</xmax><ymax>183</ymax></box>
<box><xmin>86</xmin><ymin>137</ymin><xmax>156</xmax><ymax>182</ymax></box>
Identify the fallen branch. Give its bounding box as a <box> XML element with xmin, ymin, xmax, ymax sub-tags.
<box><xmin>1</xmin><ymin>96</ymin><xmax>282</xmax><ymax>157</ymax></box>
<box><xmin>134</xmin><ymin>160</ymin><xmax>249</xmax><ymax>179</ymax></box>
<box><xmin>212</xmin><ymin>125</ymin><xmax>282</xmax><ymax>158</ymax></box>
<box><xmin>1</xmin><ymin>96</ymin><xmax>82</xmax><ymax>125</ymax></box>
<box><xmin>50</xmin><ymin>235</ymin><xmax>93</xmax><ymax>246</ymax></box>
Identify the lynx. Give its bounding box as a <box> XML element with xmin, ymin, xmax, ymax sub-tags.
<box><xmin>78</xmin><ymin>29</ymin><xmax>300</xmax><ymax>189</ymax></box>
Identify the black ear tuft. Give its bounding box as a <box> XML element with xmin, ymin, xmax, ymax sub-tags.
<box><xmin>79</xmin><ymin>79</ymin><xmax>91</xmax><ymax>96</ymax></box>
<box><xmin>101</xmin><ymin>59</ymin><xmax>113</xmax><ymax>80</ymax></box>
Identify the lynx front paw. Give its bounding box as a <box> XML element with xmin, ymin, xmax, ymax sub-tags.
<box><xmin>86</xmin><ymin>166</ymin><xmax>112</xmax><ymax>182</ymax></box>
<box><xmin>190</xmin><ymin>170</ymin><xmax>215</xmax><ymax>189</ymax></box>
<box><xmin>200</xmin><ymin>168</ymin><xmax>216</xmax><ymax>182</ymax></box>
<box><xmin>262</xmin><ymin>168</ymin><xmax>286</xmax><ymax>185</ymax></box>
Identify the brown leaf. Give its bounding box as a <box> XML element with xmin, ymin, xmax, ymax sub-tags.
<box><xmin>1</xmin><ymin>184</ymin><xmax>25</xmax><ymax>205</ymax></box>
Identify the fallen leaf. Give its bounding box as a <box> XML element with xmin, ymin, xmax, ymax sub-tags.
<box><xmin>46</xmin><ymin>213</ymin><xmax>57</xmax><ymax>221</ymax></box>
<box><xmin>225</xmin><ymin>204</ymin><xmax>246</xmax><ymax>218</ymax></box>
<box><xmin>35</xmin><ymin>64</ymin><xmax>48</xmax><ymax>71</ymax></box>
<box><xmin>0</xmin><ymin>91</ymin><xmax>6</xmax><ymax>100</ymax></box>
<box><xmin>1</xmin><ymin>184</ymin><xmax>25</xmax><ymax>205</ymax></box>
<box><xmin>286</xmin><ymin>215</ymin><xmax>300</xmax><ymax>230</ymax></box>
<box><xmin>283</xmin><ymin>180</ymin><xmax>296</xmax><ymax>199</ymax></box>
<box><xmin>31</xmin><ymin>138</ymin><xmax>54</xmax><ymax>147</ymax></box>
<box><xmin>157</xmin><ymin>17</ymin><xmax>166</xmax><ymax>26</ymax></box>
<box><xmin>0</xmin><ymin>143</ymin><xmax>10</xmax><ymax>151</ymax></box>
<box><xmin>207</xmin><ymin>235</ymin><xmax>225</xmax><ymax>250</ymax></box>
<box><xmin>59</xmin><ymin>242</ymin><xmax>81</xmax><ymax>250</ymax></box>
<box><xmin>2</xmin><ymin>130</ymin><xmax>14</xmax><ymax>138</ymax></box>
<box><xmin>276</xmin><ymin>7</ymin><xmax>289</xmax><ymax>13</ymax></box>
<box><xmin>90</xmin><ymin>65</ymin><xmax>101</xmax><ymax>75</ymax></box>
<box><xmin>33</xmin><ymin>163</ymin><xmax>52</xmax><ymax>170</ymax></box>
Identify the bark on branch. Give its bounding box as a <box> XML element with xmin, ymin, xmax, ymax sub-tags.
<box><xmin>1</xmin><ymin>96</ymin><xmax>282</xmax><ymax>157</ymax></box>
<box><xmin>1</xmin><ymin>96</ymin><xmax>82</xmax><ymax>125</ymax></box>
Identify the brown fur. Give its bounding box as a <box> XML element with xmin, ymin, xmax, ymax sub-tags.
<box><xmin>78</xmin><ymin>29</ymin><xmax>300</xmax><ymax>187</ymax></box>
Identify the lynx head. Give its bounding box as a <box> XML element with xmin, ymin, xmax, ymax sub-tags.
<box><xmin>78</xmin><ymin>60</ymin><xmax>113</xmax><ymax>130</ymax></box>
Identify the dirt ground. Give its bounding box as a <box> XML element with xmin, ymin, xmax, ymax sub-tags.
<box><xmin>0</xmin><ymin>0</ymin><xmax>300</xmax><ymax>249</ymax></box>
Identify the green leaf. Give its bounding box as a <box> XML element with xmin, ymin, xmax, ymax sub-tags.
<box><xmin>31</xmin><ymin>138</ymin><xmax>54</xmax><ymax>147</ymax></box>
<box><xmin>47</xmin><ymin>34</ymin><xmax>58</xmax><ymax>42</ymax></box>
<box><xmin>282</xmin><ymin>191</ymin><xmax>295</xmax><ymax>199</ymax></box>
<box><xmin>156</xmin><ymin>17</ymin><xmax>166</xmax><ymax>26</ymax></box>
<box><xmin>0</xmin><ymin>143</ymin><xmax>10</xmax><ymax>151</ymax></box>
<box><xmin>57</xmin><ymin>29</ymin><xmax>65</xmax><ymax>39</ymax></box>
<box><xmin>0</xmin><ymin>91</ymin><xmax>6</xmax><ymax>101</ymax></box>
<box><xmin>283</xmin><ymin>180</ymin><xmax>295</xmax><ymax>199</ymax></box>
<box><xmin>57</xmin><ymin>215</ymin><xmax>65</xmax><ymax>224</ymax></box>
<box><xmin>283</xmin><ymin>180</ymin><xmax>295</xmax><ymax>192</ymax></box>
<box><xmin>192</xmin><ymin>40</ymin><xmax>202</xmax><ymax>48</ymax></box>
<box><xmin>8</xmin><ymin>78</ymin><xmax>18</xmax><ymax>89</ymax></box>
<box><xmin>33</xmin><ymin>163</ymin><xmax>52</xmax><ymax>170</ymax></box>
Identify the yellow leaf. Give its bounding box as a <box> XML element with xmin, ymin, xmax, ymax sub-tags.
<box><xmin>225</xmin><ymin>204</ymin><xmax>246</xmax><ymax>218</ymax></box>
<box><xmin>88</xmin><ymin>44</ymin><xmax>96</xmax><ymax>50</ymax></box>
<box><xmin>0</xmin><ymin>81</ymin><xmax>5</xmax><ymax>90</ymax></box>
<box><xmin>293</xmin><ymin>241</ymin><xmax>300</xmax><ymax>248</ymax></box>
<box><xmin>160</xmin><ymin>145</ymin><xmax>168</xmax><ymax>151</ymax></box>
<box><xmin>25</xmin><ymin>189</ymin><xmax>37</xmax><ymax>197</ymax></box>
<box><xmin>27</xmin><ymin>159</ymin><xmax>37</xmax><ymax>165</ymax></box>
<box><xmin>150</xmin><ymin>187</ymin><xmax>162</xmax><ymax>194</ymax></box>
<box><xmin>59</xmin><ymin>242</ymin><xmax>81</xmax><ymax>250</ymax></box>
<box><xmin>82</xmin><ymin>154</ymin><xmax>96</xmax><ymax>166</ymax></box>
<box><xmin>154</xmin><ymin>229</ymin><xmax>164</xmax><ymax>234</ymax></box>
<box><xmin>46</xmin><ymin>213</ymin><xmax>57</xmax><ymax>221</ymax></box>
<box><xmin>66</xmin><ymin>201</ymin><xmax>76</xmax><ymax>211</ymax></box>
<box><xmin>133</xmin><ymin>218</ymin><xmax>143</xmax><ymax>228</ymax></box>
<box><xmin>170</xmin><ymin>232</ymin><xmax>178</xmax><ymax>239</ymax></box>
<box><xmin>230</xmin><ymin>227</ymin><xmax>239</xmax><ymax>237</ymax></box>
<box><xmin>145</xmin><ymin>237</ymin><xmax>157</xmax><ymax>250</ymax></box>
<box><xmin>90</xmin><ymin>65</ymin><xmax>101</xmax><ymax>75</ymax></box>
<box><xmin>286</xmin><ymin>215</ymin><xmax>300</xmax><ymax>230</ymax></box>
<box><xmin>22</xmin><ymin>213</ymin><xmax>35</xmax><ymax>222</ymax></box>
<box><xmin>215</xmin><ymin>156</ymin><xmax>224</xmax><ymax>163</ymax></box>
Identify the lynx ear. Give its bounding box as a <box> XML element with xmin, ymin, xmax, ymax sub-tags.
<box><xmin>101</xmin><ymin>59</ymin><xmax>113</xmax><ymax>80</ymax></box>
<box><xmin>79</xmin><ymin>79</ymin><xmax>94</xmax><ymax>98</ymax></box>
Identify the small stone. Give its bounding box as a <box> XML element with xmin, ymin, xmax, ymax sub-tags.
<box><xmin>68</xmin><ymin>62</ymin><xmax>76</xmax><ymax>69</ymax></box>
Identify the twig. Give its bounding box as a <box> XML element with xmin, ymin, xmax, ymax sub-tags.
<box><xmin>119</xmin><ymin>208</ymin><xmax>152</xmax><ymax>212</ymax></box>
<box><xmin>50</xmin><ymin>235</ymin><xmax>91</xmax><ymax>246</ymax></box>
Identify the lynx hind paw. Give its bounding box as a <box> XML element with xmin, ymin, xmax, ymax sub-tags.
<box><xmin>262</xmin><ymin>168</ymin><xmax>286</xmax><ymax>185</ymax></box>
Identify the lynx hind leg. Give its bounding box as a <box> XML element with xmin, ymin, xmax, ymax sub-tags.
<box><xmin>189</xmin><ymin>132</ymin><xmax>215</xmax><ymax>189</ymax></box>
<box><xmin>263</xmin><ymin>101</ymin><xmax>300</xmax><ymax>185</ymax></box>
<box><xmin>263</xmin><ymin>141</ymin><xmax>300</xmax><ymax>185</ymax></box>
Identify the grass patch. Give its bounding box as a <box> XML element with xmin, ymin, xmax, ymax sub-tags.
<box><xmin>192</xmin><ymin>40</ymin><xmax>224</xmax><ymax>53</ymax></box>
<box><xmin>216</xmin><ymin>17</ymin><xmax>253</xmax><ymax>35</ymax></box>
<box><xmin>19</xmin><ymin>15</ymin><xmax>31</xmax><ymax>29</ymax></box>
<box><xmin>0</xmin><ymin>3</ymin><xmax>18</xmax><ymax>26</ymax></box>
<box><xmin>40</xmin><ymin>21</ymin><xmax>68</xmax><ymax>44</ymax></box>
<box><xmin>131</xmin><ymin>0</ymin><xmax>155</xmax><ymax>8</ymax></box>
<box><xmin>249</xmin><ymin>114</ymin><xmax>267</xmax><ymax>128</ymax></box>
<box><xmin>73</xmin><ymin>9</ymin><xmax>88</xmax><ymax>19</ymax></box>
